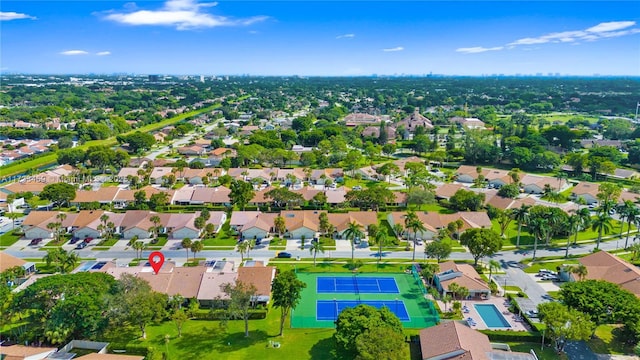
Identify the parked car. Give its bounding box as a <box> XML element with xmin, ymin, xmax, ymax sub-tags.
<box><xmin>69</xmin><ymin>237</ymin><xmax>80</xmax><ymax>244</ymax></box>
<box><xmin>84</xmin><ymin>237</ymin><xmax>93</xmax><ymax>244</ymax></box>
<box><xmin>277</xmin><ymin>252</ymin><xmax>292</xmax><ymax>258</ymax></box>
<box><xmin>352</xmin><ymin>185</ymin><xmax>362</xmax><ymax>191</ymax></box>
<box><xmin>76</xmin><ymin>242</ymin><xmax>87</xmax><ymax>249</ymax></box>
<box><xmin>29</xmin><ymin>238</ymin><xmax>43</xmax><ymax>246</ymax></box>
<box><xmin>255</xmin><ymin>238</ymin><xmax>262</xmax><ymax>245</ymax></box>
<box><xmin>526</xmin><ymin>310</ymin><xmax>539</xmax><ymax>318</ymax></box>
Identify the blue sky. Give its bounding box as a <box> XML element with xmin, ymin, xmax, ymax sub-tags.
<box><xmin>1</xmin><ymin>1</ymin><xmax>639</xmax><ymax>76</ymax></box>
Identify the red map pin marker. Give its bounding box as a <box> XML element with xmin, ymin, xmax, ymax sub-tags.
<box><xmin>149</xmin><ymin>251</ymin><xmax>165</xmax><ymax>275</ymax></box>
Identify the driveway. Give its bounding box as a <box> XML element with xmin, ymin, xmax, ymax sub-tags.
<box><xmin>565</xmin><ymin>341</ymin><xmax>598</xmax><ymax>360</ymax></box>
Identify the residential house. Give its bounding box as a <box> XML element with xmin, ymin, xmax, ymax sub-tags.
<box><xmin>21</xmin><ymin>211</ymin><xmax>59</xmax><ymax>239</ymax></box>
<box><xmin>455</xmin><ymin>165</ymin><xmax>511</xmax><ymax>187</ymax></box>
<box><xmin>325</xmin><ymin>188</ymin><xmax>348</xmax><ymax>205</ymax></box>
<box><xmin>281</xmin><ymin>210</ymin><xmax>323</xmax><ymax>239</ymax></box>
<box><xmin>231</xmin><ymin>212</ymin><xmax>277</xmax><ymax>240</ymax></box>
<box><xmin>578</xmin><ymin>251</ymin><xmax>640</xmax><ymax>297</ymax></box>
<box><xmin>387</xmin><ymin>211</ymin><xmax>492</xmax><ymax>240</ymax></box>
<box><xmin>66</xmin><ymin>210</ymin><xmax>106</xmax><ymax>240</ymax></box>
<box><xmin>569</xmin><ymin>181</ymin><xmax>601</xmax><ymax>205</ymax></box>
<box><xmin>434</xmin><ymin>261</ymin><xmax>491</xmax><ymax>299</ymax></box>
<box><xmin>484</xmin><ymin>190</ymin><xmax>536</xmax><ymax>210</ymax></box>
<box><xmin>520</xmin><ymin>174</ymin><xmax>568</xmax><ymax>194</ymax></box>
<box><xmin>0</xmin><ymin>252</ymin><xmax>36</xmax><ymax>275</ymax></box>
<box><xmin>327</xmin><ymin>211</ymin><xmax>378</xmax><ymax>238</ymax></box>
<box><xmin>119</xmin><ymin>210</ymin><xmax>156</xmax><ymax>239</ymax></box>
<box><xmin>612</xmin><ymin>168</ymin><xmax>639</xmax><ymax>180</ymax></box>
<box><xmin>237</xmin><ymin>264</ymin><xmax>277</xmax><ymax>304</ymax></box>
<box><xmin>435</xmin><ymin>183</ymin><xmax>465</xmax><ymax>200</ymax></box>
<box><xmin>361</xmin><ymin>126</ymin><xmax>396</xmax><ymax>140</ymax></box>
<box><xmin>419</xmin><ymin>321</ymin><xmax>535</xmax><ymax>360</ymax></box>
<box><xmin>177</xmin><ymin>145</ymin><xmax>206</xmax><ymax>156</ymax></box>
<box><xmin>0</xmin><ymin>344</ymin><xmax>58</xmax><ymax>360</ymax></box>
<box><xmin>450</xmin><ymin>117</ymin><xmax>486</xmax><ymax>130</ymax></box>
<box><xmin>71</xmin><ymin>187</ymin><xmax>120</xmax><ymax>206</ymax></box>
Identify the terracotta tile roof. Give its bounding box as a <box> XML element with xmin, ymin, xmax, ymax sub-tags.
<box><xmin>579</xmin><ymin>251</ymin><xmax>640</xmax><ymax>297</ymax></box>
<box><xmin>237</xmin><ymin>266</ymin><xmax>276</xmax><ymax>297</ymax></box>
<box><xmin>437</xmin><ymin>261</ymin><xmax>490</xmax><ymax>293</ymax></box>
<box><xmin>68</xmin><ymin>210</ymin><xmax>106</xmax><ymax>229</ymax></box>
<box><xmin>22</xmin><ymin>211</ymin><xmax>59</xmax><ymax>229</ymax></box>
<box><xmin>197</xmin><ymin>272</ymin><xmax>237</xmax><ymax>301</ymax></box>
<box><xmin>419</xmin><ymin>321</ymin><xmax>492</xmax><ymax>360</ymax></box>
<box><xmin>436</xmin><ymin>183</ymin><xmax>465</xmax><ymax>199</ymax></box>
<box><xmin>0</xmin><ymin>344</ymin><xmax>58</xmax><ymax>358</ymax></box>
<box><xmin>571</xmin><ymin>181</ymin><xmax>601</xmax><ymax>198</ymax></box>
<box><xmin>0</xmin><ymin>252</ymin><xmax>26</xmax><ymax>272</ymax></box>
<box><xmin>328</xmin><ymin>211</ymin><xmax>378</xmax><ymax>232</ymax></box>
<box><xmin>293</xmin><ymin>187</ymin><xmax>322</xmax><ymax>201</ymax></box>
<box><xmin>281</xmin><ymin>210</ymin><xmax>323</xmax><ymax>232</ymax></box>
<box><xmin>230</xmin><ymin>211</ymin><xmax>262</xmax><ymax>227</ymax></box>
<box><xmin>520</xmin><ymin>174</ymin><xmax>567</xmax><ymax>191</ymax></box>
<box><xmin>73</xmin><ymin>187</ymin><xmax>120</xmax><ymax>203</ymax></box>
<box><xmin>325</xmin><ymin>189</ymin><xmax>347</xmax><ymax>204</ymax></box>
<box><xmin>3</xmin><ymin>181</ymin><xmax>48</xmax><ymax>194</ymax></box>
<box><xmin>392</xmin><ymin>191</ymin><xmax>407</xmax><ymax>204</ymax></box>
<box><xmin>211</xmin><ymin>147</ymin><xmax>236</xmax><ymax>157</ymax></box>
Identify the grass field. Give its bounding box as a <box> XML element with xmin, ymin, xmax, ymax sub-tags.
<box><xmin>588</xmin><ymin>324</ymin><xmax>635</xmax><ymax>355</ymax></box>
<box><xmin>0</xmin><ymin>230</ymin><xmax>21</xmax><ymax>247</ymax></box>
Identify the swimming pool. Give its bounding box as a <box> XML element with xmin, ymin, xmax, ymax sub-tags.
<box><xmin>474</xmin><ymin>304</ymin><xmax>511</xmax><ymax>328</ymax></box>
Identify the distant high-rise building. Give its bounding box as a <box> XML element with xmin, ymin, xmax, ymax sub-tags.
<box><xmin>200</xmin><ymin>75</ymin><xmax>205</xmax><ymax>83</ymax></box>
<box><xmin>148</xmin><ymin>75</ymin><xmax>159</xmax><ymax>82</ymax></box>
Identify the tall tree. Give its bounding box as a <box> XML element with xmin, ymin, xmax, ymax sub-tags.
<box><xmin>424</xmin><ymin>240</ymin><xmax>452</xmax><ymax>263</ymax></box>
<box><xmin>271</xmin><ymin>271</ymin><xmax>307</xmax><ymax>336</ymax></box>
<box><xmin>190</xmin><ymin>240</ymin><xmax>203</xmax><ymax>260</ymax></box>
<box><xmin>343</xmin><ymin>222</ymin><xmax>364</xmax><ymax>262</ymax></box>
<box><xmin>110</xmin><ymin>274</ymin><xmax>168</xmax><ymax>339</ymax></box>
<box><xmin>221</xmin><ymin>281</ymin><xmax>258</xmax><ymax>337</ymax></box>
<box><xmin>511</xmin><ymin>205</ymin><xmax>530</xmax><ymax>247</ymax></box>
<box><xmin>229</xmin><ymin>180</ymin><xmax>255</xmax><ymax>211</ymax></box>
<box><xmin>374</xmin><ymin>227</ymin><xmax>389</xmax><ymax>264</ymax></box>
<box><xmin>273</xmin><ymin>215</ymin><xmax>286</xmax><ymax>237</ymax></box>
<box><xmin>591</xmin><ymin>212</ymin><xmax>612</xmax><ymax>250</ymax></box>
<box><xmin>309</xmin><ymin>239</ymin><xmax>325</xmax><ymax>267</ymax></box>
<box><xmin>181</xmin><ymin>238</ymin><xmax>192</xmax><ymax>260</ymax></box>
<box><xmin>459</xmin><ymin>228</ymin><xmax>503</xmax><ymax>266</ymax></box>
<box><xmin>334</xmin><ymin>305</ymin><xmax>404</xmax><ymax>357</ymax></box>
<box><xmin>537</xmin><ymin>302</ymin><xmax>594</xmax><ymax>354</ymax></box>
<box><xmin>618</xmin><ymin>201</ymin><xmax>640</xmax><ymax>248</ymax></box>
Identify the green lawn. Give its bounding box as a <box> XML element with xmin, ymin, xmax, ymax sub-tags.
<box><xmin>588</xmin><ymin>324</ymin><xmax>635</xmax><ymax>355</ymax></box>
<box><xmin>523</xmin><ymin>260</ymin><xmax>579</xmax><ymax>274</ymax></box>
<box><xmin>493</xmin><ymin>218</ymin><xmax>635</xmax><ymax>248</ymax></box>
<box><xmin>268</xmin><ymin>236</ymin><xmax>286</xmax><ymax>250</ymax></box>
<box><xmin>0</xmin><ymin>230</ymin><xmax>21</xmax><ymax>247</ymax></box>
<box><xmin>203</xmin><ymin>221</ymin><xmax>238</xmax><ymax>247</ymax></box>
<box><xmin>507</xmin><ymin>343</ymin><xmax>568</xmax><ymax>360</ymax></box>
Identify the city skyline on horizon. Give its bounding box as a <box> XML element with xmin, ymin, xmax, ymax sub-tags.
<box><xmin>2</xmin><ymin>1</ymin><xmax>639</xmax><ymax>76</ymax></box>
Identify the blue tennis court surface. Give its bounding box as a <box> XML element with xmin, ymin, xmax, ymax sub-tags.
<box><xmin>317</xmin><ymin>300</ymin><xmax>410</xmax><ymax>321</ymax></box>
<box><xmin>317</xmin><ymin>276</ymin><xmax>399</xmax><ymax>293</ymax></box>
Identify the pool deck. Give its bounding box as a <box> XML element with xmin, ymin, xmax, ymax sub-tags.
<box><xmin>435</xmin><ymin>296</ymin><xmax>529</xmax><ymax>331</ymax></box>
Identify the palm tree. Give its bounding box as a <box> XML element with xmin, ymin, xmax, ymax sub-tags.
<box><xmin>527</xmin><ymin>217</ymin><xmax>548</xmax><ymax>261</ymax></box>
<box><xmin>571</xmin><ymin>264</ymin><xmax>588</xmax><ymax>281</ymax></box>
<box><xmin>132</xmin><ymin>241</ymin><xmax>144</xmax><ymax>259</ymax></box>
<box><xmin>374</xmin><ymin>228</ymin><xmax>389</xmax><ymax>265</ymax></box>
<box><xmin>62</xmin><ymin>251</ymin><xmax>79</xmax><ymax>273</ymax></box>
<box><xmin>273</xmin><ymin>215</ymin><xmax>286</xmax><ymax>237</ymax></box>
<box><xmin>43</xmin><ymin>248</ymin><xmax>63</xmax><ymax>273</ymax></box>
<box><xmin>181</xmin><ymin>238</ymin><xmax>192</xmax><ymax>260</ymax></box>
<box><xmin>622</xmin><ymin>205</ymin><xmax>640</xmax><ymax>249</ymax></box>
<box><xmin>237</xmin><ymin>240</ymin><xmax>249</xmax><ymax>261</ymax></box>
<box><xmin>565</xmin><ymin>214</ymin><xmax>580</xmax><ymax>258</ymax></box>
<box><xmin>190</xmin><ymin>240</ymin><xmax>203</xmax><ymax>261</ymax></box>
<box><xmin>488</xmin><ymin>259</ymin><xmax>501</xmax><ymax>283</ymax></box>
<box><xmin>309</xmin><ymin>239</ymin><xmax>325</xmax><ymax>267</ymax></box>
<box><xmin>591</xmin><ymin>212</ymin><xmax>612</xmax><ymax>250</ymax></box>
<box><xmin>343</xmin><ymin>222</ymin><xmax>364</xmax><ymax>262</ymax></box>
<box><xmin>448</xmin><ymin>282</ymin><xmax>460</xmax><ymax>301</ymax></box>
<box><xmin>246</xmin><ymin>238</ymin><xmax>256</xmax><ymax>257</ymax></box>
<box><xmin>512</xmin><ymin>205</ymin><xmax>531</xmax><ymax>247</ymax></box>
<box><xmin>575</xmin><ymin>208</ymin><xmax>592</xmax><ymax>245</ymax></box>
<box><xmin>6</xmin><ymin>212</ymin><xmax>21</xmax><ymax>231</ymax></box>
<box><xmin>406</xmin><ymin>213</ymin><xmax>426</xmax><ymax>261</ymax></box>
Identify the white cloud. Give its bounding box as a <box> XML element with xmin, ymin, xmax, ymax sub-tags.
<box><xmin>382</xmin><ymin>46</ymin><xmax>404</xmax><ymax>52</ymax></box>
<box><xmin>456</xmin><ymin>46</ymin><xmax>503</xmax><ymax>54</ymax></box>
<box><xmin>336</xmin><ymin>33</ymin><xmax>355</xmax><ymax>39</ymax></box>
<box><xmin>96</xmin><ymin>51</ymin><xmax>111</xmax><ymax>56</ymax></box>
<box><xmin>60</xmin><ymin>50</ymin><xmax>89</xmax><ymax>56</ymax></box>
<box><xmin>587</xmin><ymin>21</ymin><xmax>635</xmax><ymax>33</ymax></box>
<box><xmin>104</xmin><ymin>0</ymin><xmax>267</xmax><ymax>30</ymax></box>
<box><xmin>0</xmin><ymin>11</ymin><xmax>36</xmax><ymax>21</ymax></box>
<box><xmin>462</xmin><ymin>20</ymin><xmax>639</xmax><ymax>54</ymax></box>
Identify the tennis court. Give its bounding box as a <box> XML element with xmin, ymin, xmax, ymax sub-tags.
<box><xmin>317</xmin><ymin>276</ymin><xmax>399</xmax><ymax>293</ymax></box>
<box><xmin>291</xmin><ymin>272</ymin><xmax>440</xmax><ymax>329</ymax></box>
<box><xmin>317</xmin><ymin>300</ymin><xmax>410</xmax><ymax>321</ymax></box>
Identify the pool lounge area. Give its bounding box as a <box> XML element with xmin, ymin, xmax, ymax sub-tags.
<box><xmin>436</xmin><ymin>297</ymin><xmax>529</xmax><ymax>331</ymax></box>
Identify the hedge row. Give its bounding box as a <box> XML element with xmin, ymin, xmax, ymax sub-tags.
<box><xmin>480</xmin><ymin>330</ymin><xmax>544</xmax><ymax>343</ymax></box>
<box><xmin>192</xmin><ymin>309</ymin><xmax>268</xmax><ymax>320</ymax></box>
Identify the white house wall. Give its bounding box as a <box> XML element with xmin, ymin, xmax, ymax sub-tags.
<box><xmin>24</xmin><ymin>227</ymin><xmax>53</xmax><ymax>240</ymax></box>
